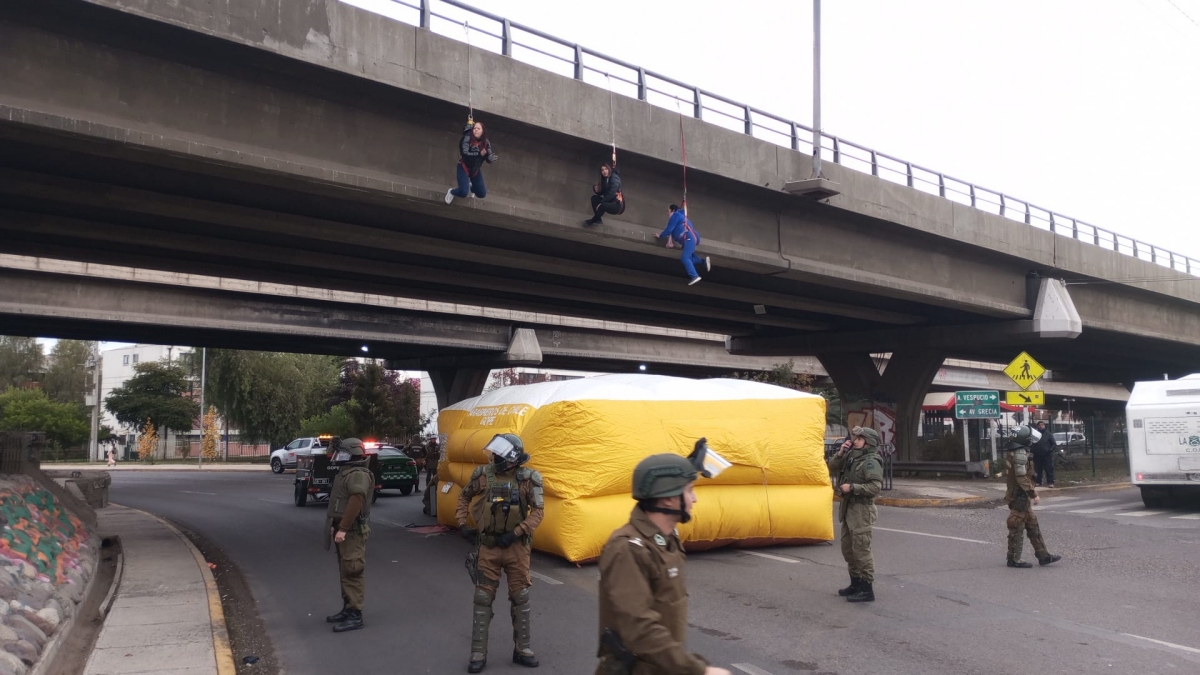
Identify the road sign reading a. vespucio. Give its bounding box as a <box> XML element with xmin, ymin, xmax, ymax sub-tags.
<box><xmin>954</xmin><ymin>390</ymin><xmax>1001</xmax><ymax>419</ymax></box>
<box><xmin>1004</xmin><ymin>351</ymin><xmax>1045</xmax><ymax>390</ymax></box>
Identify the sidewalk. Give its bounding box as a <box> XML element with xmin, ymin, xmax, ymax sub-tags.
<box><xmin>55</xmin><ymin>463</ymin><xmax>268</xmax><ymax>472</ymax></box>
<box><xmin>84</xmin><ymin>506</ymin><xmax>235</xmax><ymax>675</ymax></box>
<box><xmin>876</xmin><ymin>476</ymin><xmax>1131</xmax><ymax>507</ymax></box>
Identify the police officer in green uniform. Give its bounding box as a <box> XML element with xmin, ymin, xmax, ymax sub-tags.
<box><xmin>323</xmin><ymin>437</ymin><xmax>373</xmax><ymax>632</ymax></box>
<box><xmin>1004</xmin><ymin>425</ymin><xmax>1063</xmax><ymax>568</ymax></box>
<box><xmin>594</xmin><ymin>442</ymin><xmax>732</xmax><ymax>675</ymax></box>
<box><xmin>457</xmin><ymin>434</ymin><xmax>544</xmax><ymax>673</ymax></box>
<box><xmin>827</xmin><ymin>426</ymin><xmax>883</xmax><ymax>603</ymax></box>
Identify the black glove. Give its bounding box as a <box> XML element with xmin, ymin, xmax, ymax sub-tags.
<box><xmin>460</xmin><ymin>526</ymin><xmax>478</xmax><ymax>543</ymax></box>
<box><xmin>496</xmin><ymin>531</ymin><xmax>519</xmax><ymax>548</ymax></box>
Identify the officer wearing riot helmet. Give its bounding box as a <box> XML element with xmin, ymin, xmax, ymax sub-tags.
<box><xmin>594</xmin><ymin>440</ymin><xmax>732</xmax><ymax>675</ymax></box>
<box><xmin>323</xmin><ymin>437</ymin><xmax>373</xmax><ymax>632</ymax></box>
<box><xmin>457</xmin><ymin>433</ymin><xmax>545</xmax><ymax>673</ymax></box>
<box><xmin>827</xmin><ymin>426</ymin><xmax>883</xmax><ymax>602</ymax></box>
<box><xmin>1004</xmin><ymin>425</ymin><xmax>1063</xmax><ymax>568</ymax></box>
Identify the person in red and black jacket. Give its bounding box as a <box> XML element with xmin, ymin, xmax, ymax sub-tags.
<box><xmin>445</xmin><ymin>121</ymin><xmax>498</xmax><ymax>204</ymax></box>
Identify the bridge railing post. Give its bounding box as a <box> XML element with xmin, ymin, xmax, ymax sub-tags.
<box><xmin>501</xmin><ymin>19</ymin><xmax>512</xmax><ymax>56</ymax></box>
<box><xmin>905</xmin><ymin>162</ymin><xmax>913</xmax><ymax>188</ymax></box>
<box><xmin>870</xmin><ymin>150</ymin><xmax>878</xmax><ymax>177</ymax></box>
<box><xmin>420</xmin><ymin>0</ymin><xmax>430</xmax><ymax>29</ymax></box>
<box><xmin>693</xmin><ymin>87</ymin><xmax>703</xmax><ymax>120</ymax></box>
<box><xmin>832</xmin><ymin>137</ymin><xmax>841</xmax><ymax>165</ymax></box>
<box><xmin>937</xmin><ymin>173</ymin><xmax>945</xmax><ymax>198</ymax></box>
<box><xmin>791</xmin><ymin>122</ymin><xmax>800</xmax><ymax>152</ymax></box>
<box><xmin>969</xmin><ymin>184</ymin><xmax>975</xmax><ymax>207</ymax></box>
<box><xmin>637</xmin><ymin>67</ymin><xmax>646</xmax><ymax>101</ymax></box>
<box><xmin>744</xmin><ymin>105</ymin><xmax>753</xmax><ymax>135</ymax></box>
<box><xmin>574</xmin><ymin>44</ymin><xmax>583</xmax><ymax>80</ymax></box>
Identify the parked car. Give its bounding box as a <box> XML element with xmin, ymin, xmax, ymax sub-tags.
<box><xmin>369</xmin><ymin>444</ymin><xmax>420</xmax><ymax>495</ymax></box>
<box><xmin>1052</xmin><ymin>432</ymin><xmax>1087</xmax><ymax>453</ymax></box>
<box><xmin>270</xmin><ymin>437</ymin><xmax>327</xmax><ymax>474</ymax></box>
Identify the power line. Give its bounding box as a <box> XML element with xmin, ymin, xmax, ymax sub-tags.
<box><xmin>1163</xmin><ymin>0</ymin><xmax>1200</xmax><ymax>29</ymax></box>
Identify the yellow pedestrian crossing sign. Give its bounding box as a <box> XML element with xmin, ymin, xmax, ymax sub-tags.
<box><xmin>1004</xmin><ymin>351</ymin><xmax>1045</xmax><ymax>390</ymax></box>
<box><xmin>1006</xmin><ymin>390</ymin><xmax>1045</xmax><ymax>406</ymax></box>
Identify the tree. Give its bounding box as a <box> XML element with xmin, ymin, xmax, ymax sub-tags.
<box><xmin>105</xmin><ymin>362</ymin><xmax>199</xmax><ymax>456</ymax></box>
<box><xmin>44</xmin><ymin>340</ymin><xmax>95</xmax><ymax>405</ymax></box>
<box><xmin>201</xmin><ymin>406</ymin><xmax>220</xmax><ymax>460</ymax></box>
<box><xmin>343</xmin><ymin>363</ymin><xmax>421</xmax><ymax>441</ymax></box>
<box><xmin>137</xmin><ymin>419</ymin><xmax>159</xmax><ymax>462</ymax></box>
<box><xmin>0</xmin><ymin>337</ymin><xmax>44</xmax><ymax>390</ymax></box>
<box><xmin>0</xmin><ymin>388</ymin><xmax>90</xmax><ymax>450</ymax></box>
<box><xmin>206</xmin><ymin>350</ymin><xmax>340</xmax><ymax>447</ymax></box>
<box><xmin>729</xmin><ymin>360</ymin><xmax>816</xmax><ymax>391</ymax></box>
<box><xmin>298</xmin><ymin>401</ymin><xmax>356</xmax><ymax>438</ymax></box>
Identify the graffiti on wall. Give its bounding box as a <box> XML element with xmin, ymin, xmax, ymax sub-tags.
<box><xmin>0</xmin><ymin>476</ymin><xmax>89</xmax><ymax>583</ymax></box>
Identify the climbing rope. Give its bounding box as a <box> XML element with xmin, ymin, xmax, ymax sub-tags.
<box><xmin>463</xmin><ymin>21</ymin><xmax>474</xmax><ymax>124</ymax></box>
<box><xmin>678</xmin><ymin>101</ymin><xmax>689</xmax><ymax>218</ymax></box>
<box><xmin>606</xmin><ymin>73</ymin><xmax>617</xmax><ymax>167</ymax></box>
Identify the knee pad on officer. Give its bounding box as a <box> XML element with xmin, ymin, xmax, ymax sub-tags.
<box><xmin>474</xmin><ymin>587</ymin><xmax>495</xmax><ymax>607</ymax></box>
<box><xmin>510</xmin><ymin>587</ymin><xmax>530</xmax><ymax>606</ymax></box>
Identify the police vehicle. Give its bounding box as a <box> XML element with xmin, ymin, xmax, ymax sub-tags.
<box><xmin>294</xmin><ymin>436</ymin><xmax>384</xmax><ymax>507</ymax></box>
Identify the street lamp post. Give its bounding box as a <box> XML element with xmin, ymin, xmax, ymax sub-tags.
<box><xmin>198</xmin><ymin>347</ymin><xmax>206</xmax><ymax>468</ymax></box>
<box><xmin>811</xmin><ymin>0</ymin><xmax>823</xmax><ymax>179</ymax></box>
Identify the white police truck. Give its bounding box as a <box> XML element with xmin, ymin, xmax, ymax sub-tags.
<box><xmin>1126</xmin><ymin>374</ymin><xmax>1200</xmax><ymax>508</ymax></box>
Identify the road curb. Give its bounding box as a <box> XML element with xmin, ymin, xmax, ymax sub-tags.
<box><xmin>875</xmin><ymin>495</ymin><xmax>989</xmax><ymax>508</ymax></box>
<box><xmin>121</xmin><ymin>506</ymin><xmax>239</xmax><ymax>675</ymax></box>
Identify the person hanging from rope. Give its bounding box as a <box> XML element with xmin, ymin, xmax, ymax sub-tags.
<box><xmin>585</xmin><ymin>162</ymin><xmax>624</xmax><ymax>226</ymax></box>
<box><xmin>655</xmin><ymin>203</ymin><xmax>711</xmax><ymax>285</ymax></box>
<box><xmin>445</xmin><ymin>120</ymin><xmax>498</xmax><ymax>204</ymax></box>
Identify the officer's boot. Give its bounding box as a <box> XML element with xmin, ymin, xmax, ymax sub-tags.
<box><xmin>837</xmin><ymin>576</ymin><xmax>861</xmax><ymax>597</ymax></box>
<box><xmin>325</xmin><ymin>602</ymin><xmax>350</xmax><ymax>623</ymax></box>
<box><xmin>332</xmin><ymin>609</ymin><xmax>363</xmax><ymax>632</ymax></box>
<box><xmin>469</xmin><ymin>587</ymin><xmax>494</xmax><ymax>673</ymax></box>
<box><xmin>510</xmin><ymin>588</ymin><xmax>539</xmax><ymax>668</ymax></box>
<box><xmin>1026</xmin><ymin>524</ymin><xmax>1061</xmax><ymax>565</ymax></box>
<box><xmin>847</xmin><ymin>580</ymin><xmax>874</xmax><ymax>603</ymax></box>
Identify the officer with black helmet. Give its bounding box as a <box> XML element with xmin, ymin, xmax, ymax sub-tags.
<box><xmin>1004</xmin><ymin>425</ymin><xmax>1063</xmax><ymax>568</ymax></box>
<box><xmin>594</xmin><ymin>440</ymin><xmax>731</xmax><ymax>675</ymax></box>
<box><xmin>323</xmin><ymin>437</ymin><xmax>373</xmax><ymax>633</ymax></box>
<box><xmin>456</xmin><ymin>433</ymin><xmax>545</xmax><ymax>673</ymax></box>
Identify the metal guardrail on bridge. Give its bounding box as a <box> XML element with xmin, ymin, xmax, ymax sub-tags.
<box><xmin>350</xmin><ymin>0</ymin><xmax>1198</xmax><ymax>278</ymax></box>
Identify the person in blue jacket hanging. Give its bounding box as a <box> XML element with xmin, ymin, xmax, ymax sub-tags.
<box><xmin>655</xmin><ymin>203</ymin><xmax>711</xmax><ymax>285</ymax></box>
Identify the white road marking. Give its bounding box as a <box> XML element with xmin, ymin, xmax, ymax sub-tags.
<box><xmin>1122</xmin><ymin>633</ymin><xmax>1200</xmax><ymax>655</ymax></box>
<box><xmin>874</xmin><ymin>527</ymin><xmax>991</xmax><ymax>544</ymax></box>
<box><xmin>1169</xmin><ymin>513</ymin><xmax>1200</xmax><ymax>520</ymax></box>
<box><xmin>732</xmin><ymin>664</ymin><xmax>777</xmax><ymax>675</ymax></box>
<box><xmin>1038</xmin><ymin>498</ymin><xmax>1116</xmax><ymax>510</ymax></box>
<box><xmin>1038</xmin><ymin>496</ymin><xmax>1083</xmax><ymax>503</ymax></box>
<box><xmin>257</xmin><ymin>499</ymin><xmax>291</xmax><ymax>505</ymax></box>
<box><xmin>1067</xmin><ymin>502</ymin><xmax>1141</xmax><ymax>514</ymax></box>
<box><xmin>180</xmin><ymin>490</ymin><xmax>216</xmax><ymax>495</ymax></box>
<box><xmin>1114</xmin><ymin>510</ymin><xmax>1168</xmax><ymax>517</ymax></box>
<box><xmin>529</xmin><ymin>570</ymin><xmax>563</xmax><ymax>585</ymax></box>
<box><xmin>741</xmin><ymin>551</ymin><xmax>801</xmax><ymax>564</ymax></box>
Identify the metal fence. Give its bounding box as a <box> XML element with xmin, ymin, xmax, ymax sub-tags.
<box><xmin>355</xmin><ymin>0</ymin><xmax>1199</xmax><ymax>277</ymax></box>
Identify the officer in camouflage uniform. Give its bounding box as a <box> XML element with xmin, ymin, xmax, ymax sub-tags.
<box><xmin>1004</xmin><ymin>425</ymin><xmax>1063</xmax><ymax>568</ymax></box>
<box><xmin>456</xmin><ymin>433</ymin><xmax>544</xmax><ymax>673</ymax></box>
<box><xmin>322</xmin><ymin>437</ymin><xmax>373</xmax><ymax>632</ymax></box>
<box><xmin>422</xmin><ymin>437</ymin><xmax>441</xmax><ymax>516</ymax></box>
<box><xmin>595</xmin><ymin>450</ymin><xmax>730</xmax><ymax>675</ymax></box>
<box><xmin>827</xmin><ymin>426</ymin><xmax>884</xmax><ymax>602</ymax></box>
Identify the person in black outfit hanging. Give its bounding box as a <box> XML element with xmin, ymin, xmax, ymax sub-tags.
<box><xmin>585</xmin><ymin>163</ymin><xmax>624</xmax><ymax>226</ymax></box>
<box><xmin>1031</xmin><ymin>420</ymin><xmax>1056</xmax><ymax>487</ymax></box>
<box><xmin>446</xmin><ymin>121</ymin><xmax>497</xmax><ymax>204</ymax></box>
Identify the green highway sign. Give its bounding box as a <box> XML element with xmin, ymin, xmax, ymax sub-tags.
<box><xmin>955</xmin><ymin>390</ymin><xmax>1001</xmax><ymax>419</ymax></box>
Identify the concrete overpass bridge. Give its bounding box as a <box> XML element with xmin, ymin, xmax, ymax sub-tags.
<box><xmin>0</xmin><ymin>0</ymin><xmax>1191</xmax><ymax>456</ymax></box>
<box><xmin>0</xmin><ymin>255</ymin><xmax>1131</xmax><ymax>411</ymax></box>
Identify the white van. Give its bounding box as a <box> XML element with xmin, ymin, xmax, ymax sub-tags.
<box><xmin>1126</xmin><ymin>374</ymin><xmax>1200</xmax><ymax>508</ymax></box>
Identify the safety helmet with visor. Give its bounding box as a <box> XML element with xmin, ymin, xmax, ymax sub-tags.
<box><xmin>332</xmin><ymin>437</ymin><xmax>366</xmax><ymax>464</ymax></box>
<box><xmin>634</xmin><ymin>438</ymin><xmax>731</xmax><ymax>524</ymax></box>
<box><xmin>483</xmin><ymin>433</ymin><xmax>530</xmax><ymax>472</ymax></box>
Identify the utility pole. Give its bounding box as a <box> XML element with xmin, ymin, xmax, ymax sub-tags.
<box><xmin>89</xmin><ymin>342</ymin><xmax>102</xmax><ymax>462</ymax></box>
<box><xmin>198</xmin><ymin>347</ymin><xmax>206</xmax><ymax>468</ymax></box>
<box><xmin>811</xmin><ymin>0</ymin><xmax>824</xmax><ymax>179</ymax></box>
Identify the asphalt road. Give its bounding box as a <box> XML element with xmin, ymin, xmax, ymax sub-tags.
<box><xmin>109</xmin><ymin>472</ymin><xmax>1200</xmax><ymax>675</ymax></box>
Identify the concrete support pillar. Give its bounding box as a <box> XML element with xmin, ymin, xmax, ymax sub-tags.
<box><xmin>428</xmin><ymin>368</ymin><xmax>491</xmax><ymax>409</ymax></box>
<box><xmin>818</xmin><ymin>349</ymin><xmax>945</xmax><ymax>462</ymax></box>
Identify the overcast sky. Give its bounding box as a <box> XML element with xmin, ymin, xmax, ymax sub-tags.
<box><xmin>353</xmin><ymin>0</ymin><xmax>1200</xmax><ymax>263</ymax></box>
